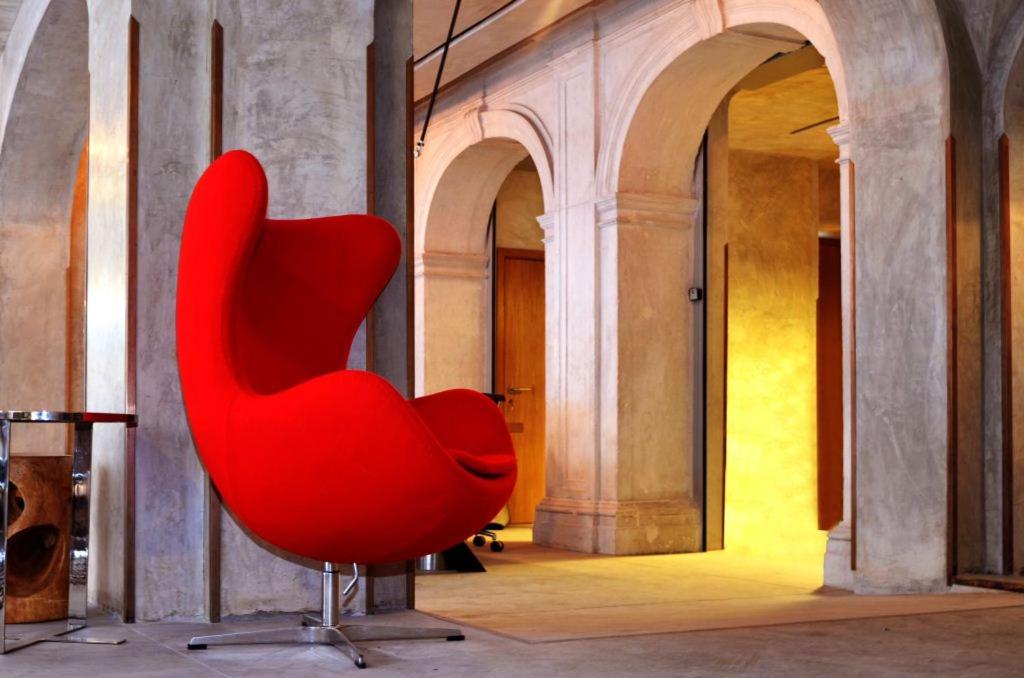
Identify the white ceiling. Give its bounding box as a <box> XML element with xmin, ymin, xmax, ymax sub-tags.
<box><xmin>413</xmin><ymin>0</ymin><xmax>592</xmax><ymax>102</ymax></box>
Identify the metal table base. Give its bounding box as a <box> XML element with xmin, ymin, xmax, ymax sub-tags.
<box><xmin>0</xmin><ymin>411</ymin><xmax>137</xmax><ymax>655</ymax></box>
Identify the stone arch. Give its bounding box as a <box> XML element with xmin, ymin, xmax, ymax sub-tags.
<box><xmin>414</xmin><ymin>107</ymin><xmax>554</xmax><ymax>395</ymax></box>
<box><xmin>416</xmin><ymin>107</ymin><xmax>554</xmax><ymax>255</ymax></box>
<box><xmin>591</xmin><ymin>0</ymin><xmax>954</xmax><ymax>591</ymax></box>
<box><xmin>599</xmin><ymin>0</ymin><xmax>847</xmax><ymax>199</ymax></box>
<box><xmin>588</xmin><ymin>0</ymin><xmax>854</xmax><ymax>565</ymax></box>
<box><xmin>0</xmin><ymin>0</ymin><xmax>90</xmax><ymax>453</ymax></box>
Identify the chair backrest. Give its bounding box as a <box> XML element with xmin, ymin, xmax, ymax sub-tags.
<box><xmin>176</xmin><ymin>150</ymin><xmax>400</xmax><ymax>487</ymax></box>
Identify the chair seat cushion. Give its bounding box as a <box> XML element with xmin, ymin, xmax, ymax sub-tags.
<box><xmin>447</xmin><ymin>447</ymin><xmax>518</xmax><ymax>478</ymax></box>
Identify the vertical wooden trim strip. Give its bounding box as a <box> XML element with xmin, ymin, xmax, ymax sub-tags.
<box><xmin>1001</xmin><ymin>133</ymin><xmax>1014</xmax><ymax>574</ymax></box>
<box><xmin>362</xmin><ymin>43</ymin><xmax>374</xmax><ymax>372</ymax></box>
<box><xmin>946</xmin><ymin>136</ymin><xmax>959</xmax><ymax>583</ymax></box>
<box><xmin>850</xmin><ymin>160</ymin><xmax>858</xmax><ymax>571</ymax></box>
<box><xmin>124</xmin><ymin>15</ymin><xmax>140</xmax><ymax>624</ymax></box>
<box><xmin>210</xmin><ymin>21</ymin><xmax>223</xmax><ymax>159</ymax></box>
<box><xmin>203</xmin><ymin>18</ymin><xmax>224</xmax><ymax>624</ymax></box>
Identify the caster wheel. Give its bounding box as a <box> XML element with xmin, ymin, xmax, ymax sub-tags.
<box><xmin>355</xmin><ymin>657</ymin><xmax>367</xmax><ymax>669</ymax></box>
<box><xmin>472</xmin><ymin>535</ymin><xmax>486</xmax><ymax>547</ymax></box>
<box><xmin>490</xmin><ymin>541</ymin><xmax>504</xmax><ymax>552</ymax></box>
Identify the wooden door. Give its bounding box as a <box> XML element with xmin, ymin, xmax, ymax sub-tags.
<box><xmin>816</xmin><ymin>237</ymin><xmax>843</xmax><ymax>530</ymax></box>
<box><xmin>496</xmin><ymin>248</ymin><xmax>546</xmax><ymax>524</ymax></box>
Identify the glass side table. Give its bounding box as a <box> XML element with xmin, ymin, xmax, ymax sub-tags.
<box><xmin>0</xmin><ymin>411</ymin><xmax>137</xmax><ymax>654</ymax></box>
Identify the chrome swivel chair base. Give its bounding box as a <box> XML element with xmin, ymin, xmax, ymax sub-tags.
<box><xmin>186</xmin><ymin>562</ymin><xmax>464</xmax><ymax>669</ymax></box>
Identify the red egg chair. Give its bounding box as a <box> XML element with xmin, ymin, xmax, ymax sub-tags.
<box><xmin>176</xmin><ymin>150</ymin><xmax>516</xmax><ymax>668</ymax></box>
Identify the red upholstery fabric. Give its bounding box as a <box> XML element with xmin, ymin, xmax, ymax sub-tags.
<box><xmin>176</xmin><ymin>150</ymin><xmax>516</xmax><ymax>565</ymax></box>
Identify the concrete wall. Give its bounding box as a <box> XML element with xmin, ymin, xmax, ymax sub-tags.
<box><xmin>215</xmin><ymin>0</ymin><xmax>374</xmax><ymax>618</ymax></box>
<box><xmin>822</xmin><ymin>0</ymin><xmax>951</xmax><ymax>593</ymax></box>
<box><xmin>723</xmin><ymin>150</ymin><xmax>826</xmax><ymax>564</ymax></box>
<box><xmin>80</xmin><ymin>0</ymin><xmax>383</xmax><ymax>620</ymax></box>
<box><xmin>132</xmin><ymin>0</ymin><xmax>212</xmax><ymax>620</ymax></box>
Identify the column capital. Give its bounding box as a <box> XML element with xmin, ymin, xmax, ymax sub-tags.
<box><xmin>537</xmin><ymin>211</ymin><xmax>557</xmax><ymax>246</ymax></box>
<box><xmin>595</xmin><ymin>192</ymin><xmax>699</xmax><ymax>230</ymax></box>
<box><xmin>828</xmin><ymin>122</ymin><xmax>852</xmax><ymax>164</ymax></box>
<box><xmin>414</xmin><ymin>251</ymin><xmax>489</xmax><ymax>279</ymax></box>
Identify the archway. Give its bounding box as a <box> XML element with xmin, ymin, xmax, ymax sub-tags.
<box><xmin>0</xmin><ymin>0</ymin><xmax>89</xmax><ymax>454</ymax></box>
<box><xmin>601</xmin><ymin>4</ymin><xmax>852</xmax><ymax>579</ymax></box>
<box><xmin>415</xmin><ymin>109</ymin><xmax>555</xmax><ymax>525</ymax></box>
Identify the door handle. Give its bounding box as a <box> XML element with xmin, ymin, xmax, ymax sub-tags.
<box><xmin>508</xmin><ymin>386</ymin><xmax>533</xmax><ymax>394</ymax></box>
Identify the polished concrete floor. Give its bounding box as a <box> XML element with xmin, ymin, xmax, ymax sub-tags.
<box><xmin>3</xmin><ymin>605</ymin><xmax>1024</xmax><ymax>676</ymax></box>
<box><xmin>4</xmin><ymin>529</ymin><xmax>1024</xmax><ymax>676</ymax></box>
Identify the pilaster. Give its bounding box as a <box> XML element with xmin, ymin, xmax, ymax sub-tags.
<box><xmin>824</xmin><ymin>122</ymin><xmax>854</xmax><ymax>590</ymax></box>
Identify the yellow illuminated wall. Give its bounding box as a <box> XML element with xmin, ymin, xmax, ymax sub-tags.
<box><xmin>723</xmin><ymin>149</ymin><xmax>828</xmax><ymax>564</ymax></box>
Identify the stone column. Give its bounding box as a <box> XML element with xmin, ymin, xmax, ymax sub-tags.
<box><xmin>415</xmin><ymin>251</ymin><xmax>490</xmax><ymax>394</ymax></box>
<box><xmin>536</xmin><ymin>192</ymin><xmax>702</xmax><ymax>555</ymax></box>
<box><xmin>823</xmin><ymin>122</ymin><xmax>854</xmax><ymax>589</ymax></box>
<box><xmin>533</xmin><ymin>41</ymin><xmax>603</xmax><ymax>553</ymax></box>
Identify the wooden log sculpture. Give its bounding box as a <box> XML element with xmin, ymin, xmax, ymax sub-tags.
<box><xmin>6</xmin><ymin>455</ymin><xmax>71</xmax><ymax>623</ymax></box>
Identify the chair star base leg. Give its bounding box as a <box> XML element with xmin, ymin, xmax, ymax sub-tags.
<box><xmin>187</xmin><ymin>621</ymin><xmax>463</xmax><ymax>669</ymax></box>
<box><xmin>2</xmin><ymin>623</ymin><xmax>126</xmax><ymax>655</ymax></box>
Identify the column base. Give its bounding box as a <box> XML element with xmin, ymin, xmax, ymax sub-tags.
<box><xmin>534</xmin><ymin>498</ymin><xmax>701</xmax><ymax>555</ymax></box>
<box><xmin>823</xmin><ymin>521</ymin><xmax>854</xmax><ymax>590</ymax></box>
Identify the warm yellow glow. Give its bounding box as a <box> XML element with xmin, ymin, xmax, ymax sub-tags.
<box><xmin>723</xmin><ymin>152</ymin><xmax>829</xmax><ymax>568</ymax></box>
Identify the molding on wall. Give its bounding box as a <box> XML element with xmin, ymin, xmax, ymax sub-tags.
<box><xmin>534</xmin><ymin>496</ymin><xmax>702</xmax><ymax>555</ymax></box>
<box><xmin>595</xmin><ymin>192</ymin><xmax>700</xmax><ymax>229</ymax></box>
<box><xmin>415</xmin><ymin>250</ymin><xmax>490</xmax><ymax>279</ymax></box>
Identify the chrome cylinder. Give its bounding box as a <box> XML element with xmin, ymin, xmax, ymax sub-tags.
<box><xmin>321</xmin><ymin>562</ymin><xmax>341</xmax><ymax>627</ymax></box>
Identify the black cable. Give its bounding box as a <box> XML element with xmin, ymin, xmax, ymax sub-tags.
<box><xmin>416</xmin><ymin>0</ymin><xmax>462</xmax><ymax>158</ymax></box>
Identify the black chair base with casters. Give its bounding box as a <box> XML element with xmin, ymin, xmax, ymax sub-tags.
<box><xmin>472</xmin><ymin>522</ymin><xmax>506</xmax><ymax>552</ymax></box>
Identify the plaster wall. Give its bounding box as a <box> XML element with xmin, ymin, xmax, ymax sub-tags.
<box><xmin>0</xmin><ymin>0</ymin><xmax>88</xmax><ymax>456</ymax></box>
<box><xmin>496</xmin><ymin>167</ymin><xmax>545</xmax><ymax>251</ymax></box>
<box><xmin>723</xmin><ymin>149</ymin><xmax>826</xmax><ymax>564</ymax></box>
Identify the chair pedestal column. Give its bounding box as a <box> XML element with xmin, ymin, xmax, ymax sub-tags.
<box><xmin>188</xmin><ymin>561</ymin><xmax>464</xmax><ymax>669</ymax></box>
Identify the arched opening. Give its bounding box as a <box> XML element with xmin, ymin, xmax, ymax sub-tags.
<box><xmin>417</xmin><ymin>132</ymin><xmax>552</xmax><ymax>528</ymax></box>
<box><xmin>611</xmin><ymin>20</ymin><xmax>849</xmax><ymax>578</ymax></box>
<box><xmin>0</xmin><ymin>0</ymin><xmax>89</xmax><ymax>455</ymax></box>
